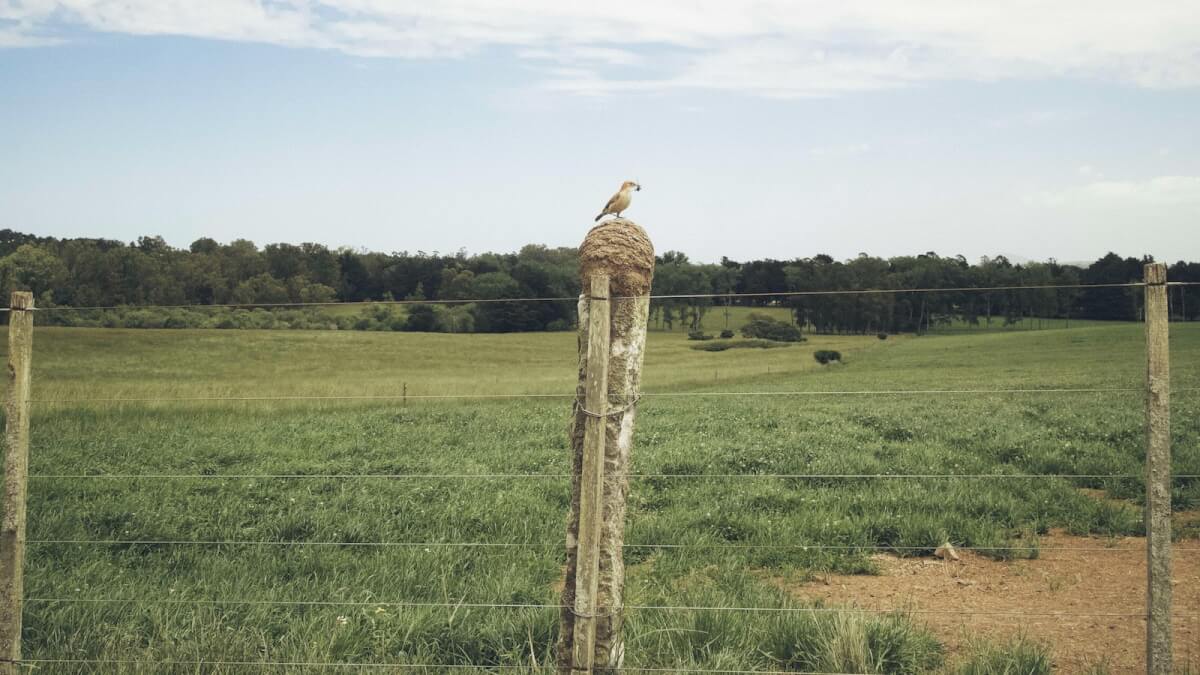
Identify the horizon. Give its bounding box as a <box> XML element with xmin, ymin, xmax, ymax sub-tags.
<box><xmin>1</xmin><ymin>225</ymin><xmax>1163</xmax><ymax>269</ymax></box>
<box><xmin>2</xmin><ymin>3</ymin><xmax>1198</xmax><ymax>263</ymax></box>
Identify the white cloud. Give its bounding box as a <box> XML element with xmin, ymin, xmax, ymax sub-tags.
<box><xmin>1033</xmin><ymin>176</ymin><xmax>1200</xmax><ymax>208</ymax></box>
<box><xmin>3</xmin><ymin>1</ymin><xmax>1200</xmax><ymax>95</ymax></box>
<box><xmin>0</xmin><ymin>27</ymin><xmax>52</xmax><ymax>46</ymax></box>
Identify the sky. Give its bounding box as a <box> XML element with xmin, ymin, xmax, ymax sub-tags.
<box><xmin>1</xmin><ymin>1</ymin><xmax>1198</xmax><ymax>264</ymax></box>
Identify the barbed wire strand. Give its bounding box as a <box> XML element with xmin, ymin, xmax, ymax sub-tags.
<box><xmin>21</xmin><ymin>281</ymin><xmax>1154</xmax><ymax>313</ymax></box>
<box><xmin>11</xmin><ymin>660</ymin><xmax>527</xmax><ymax>670</ymax></box>
<box><xmin>27</xmin><ymin>596</ymin><xmax>1175</xmax><ymax>618</ymax></box>
<box><xmin>646</xmin><ymin>281</ymin><xmax>1147</xmax><ymax>302</ymax></box>
<box><xmin>14</xmin><ymin>660</ymin><xmax>864</xmax><ymax>674</ymax></box>
<box><xmin>29</xmin><ymin>539</ymin><xmax>1196</xmax><ymax>552</ymax></box>
<box><xmin>33</xmin><ymin>385</ymin><xmax>1194</xmax><ymax>404</ymax></box>
<box><xmin>32</xmin><ymin>472</ymin><xmax>1191</xmax><ymax>480</ymax></box>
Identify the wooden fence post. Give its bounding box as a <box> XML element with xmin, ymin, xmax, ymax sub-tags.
<box><xmin>572</xmin><ymin>273</ymin><xmax>611</xmax><ymax>673</ymax></box>
<box><xmin>559</xmin><ymin>219</ymin><xmax>654</xmax><ymax>674</ymax></box>
<box><xmin>1144</xmin><ymin>263</ymin><xmax>1171</xmax><ymax>675</ymax></box>
<box><xmin>0</xmin><ymin>291</ymin><xmax>34</xmax><ymax>674</ymax></box>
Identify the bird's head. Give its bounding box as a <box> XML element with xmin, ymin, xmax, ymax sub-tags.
<box><xmin>622</xmin><ymin>180</ymin><xmax>641</xmax><ymax>192</ymax></box>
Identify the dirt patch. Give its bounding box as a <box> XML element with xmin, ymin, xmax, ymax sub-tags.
<box><xmin>770</xmin><ymin>530</ymin><xmax>1200</xmax><ymax>673</ymax></box>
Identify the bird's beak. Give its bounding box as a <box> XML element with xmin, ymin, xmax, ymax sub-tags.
<box><xmin>635</xmin><ymin>183</ymin><xmax>642</xmax><ymax>191</ymax></box>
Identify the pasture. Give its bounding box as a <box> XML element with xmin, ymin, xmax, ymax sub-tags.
<box><xmin>5</xmin><ymin>321</ymin><xmax>1200</xmax><ymax>673</ymax></box>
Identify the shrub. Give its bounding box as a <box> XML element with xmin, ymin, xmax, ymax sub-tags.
<box><xmin>720</xmin><ymin>329</ymin><xmax>735</xmax><ymax>339</ymax></box>
<box><xmin>956</xmin><ymin>635</ymin><xmax>1051</xmax><ymax>674</ymax></box>
<box><xmin>814</xmin><ymin>350</ymin><xmax>842</xmax><ymax>364</ymax></box>
<box><xmin>121</xmin><ymin>309</ymin><xmax>167</xmax><ymax>329</ymax></box>
<box><xmin>741</xmin><ymin>313</ymin><xmax>805</xmax><ymax>342</ymax></box>
<box><xmin>354</xmin><ymin>305</ymin><xmax>406</xmax><ymax>331</ymax></box>
<box><xmin>877</xmin><ymin>332</ymin><xmax>888</xmax><ymax>340</ymax></box>
<box><xmin>687</xmin><ymin>331</ymin><xmax>714</xmax><ymax>341</ymax></box>
<box><xmin>765</xmin><ymin>610</ymin><xmax>942</xmax><ymax>673</ymax></box>
<box><xmin>691</xmin><ymin>339</ymin><xmax>791</xmax><ymax>352</ymax></box>
<box><xmin>404</xmin><ymin>304</ymin><xmax>438</xmax><ymax>332</ymax></box>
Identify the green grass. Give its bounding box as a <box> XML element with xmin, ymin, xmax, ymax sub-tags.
<box><xmin>954</xmin><ymin>636</ymin><xmax>1051</xmax><ymax>675</ymax></box>
<box><xmin>651</xmin><ymin>304</ymin><xmax>794</xmax><ymax>333</ymax></box>
<box><xmin>4</xmin><ymin>322</ymin><xmax>1199</xmax><ymax>672</ymax></box>
<box><xmin>927</xmin><ymin>316</ymin><xmax>1121</xmax><ymax>334</ymax></box>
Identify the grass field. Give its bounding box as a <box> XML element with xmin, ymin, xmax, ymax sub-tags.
<box><xmin>4</xmin><ymin>321</ymin><xmax>1200</xmax><ymax>673</ymax></box>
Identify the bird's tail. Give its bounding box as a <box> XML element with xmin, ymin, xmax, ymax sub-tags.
<box><xmin>594</xmin><ymin>213</ymin><xmax>603</xmax><ymax>222</ymax></box>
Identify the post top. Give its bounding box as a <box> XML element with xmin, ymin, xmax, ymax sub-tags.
<box><xmin>580</xmin><ymin>218</ymin><xmax>655</xmax><ymax>297</ymax></box>
<box><xmin>1144</xmin><ymin>262</ymin><xmax>1167</xmax><ymax>285</ymax></box>
<box><xmin>9</xmin><ymin>291</ymin><xmax>33</xmax><ymax>310</ymax></box>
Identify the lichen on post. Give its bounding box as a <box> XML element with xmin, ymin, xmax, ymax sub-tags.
<box><xmin>559</xmin><ymin>218</ymin><xmax>654</xmax><ymax>673</ymax></box>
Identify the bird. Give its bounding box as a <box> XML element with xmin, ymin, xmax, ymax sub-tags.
<box><xmin>594</xmin><ymin>180</ymin><xmax>641</xmax><ymax>221</ymax></box>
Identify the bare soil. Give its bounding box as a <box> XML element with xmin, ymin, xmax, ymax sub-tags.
<box><xmin>770</xmin><ymin>530</ymin><xmax>1200</xmax><ymax>673</ymax></box>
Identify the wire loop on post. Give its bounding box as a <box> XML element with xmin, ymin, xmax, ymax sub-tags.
<box><xmin>577</xmin><ymin>395</ymin><xmax>641</xmax><ymax>419</ymax></box>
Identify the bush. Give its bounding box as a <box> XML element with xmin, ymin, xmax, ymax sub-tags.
<box><xmin>814</xmin><ymin>350</ymin><xmax>842</xmax><ymax>364</ymax></box>
<box><xmin>956</xmin><ymin>636</ymin><xmax>1051</xmax><ymax>674</ymax></box>
<box><xmin>741</xmin><ymin>313</ymin><xmax>805</xmax><ymax>342</ymax></box>
<box><xmin>404</xmin><ymin>304</ymin><xmax>438</xmax><ymax>332</ymax></box>
<box><xmin>877</xmin><ymin>332</ymin><xmax>888</xmax><ymax>340</ymax></box>
<box><xmin>691</xmin><ymin>339</ymin><xmax>791</xmax><ymax>352</ymax></box>
<box><xmin>354</xmin><ymin>305</ymin><xmax>406</xmax><ymax>331</ymax></box>
<box><xmin>720</xmin><ymin>329</ymin><xmax>735</xmax><ymax>339</ymax></box>
<box><xmin>765</xmin><ymin>610</ymin><xmax>942</xmax><ymax>674</ymax></box>
<box><xmin>687</xmin><ymin>331</ymin><xmax>714</xmax><ymax>341</ymax></box>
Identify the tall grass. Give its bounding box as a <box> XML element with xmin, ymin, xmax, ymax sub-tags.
<box><xmin>955</xmin><ymin>635</ymin><xmax>1052</xmax><ymax>674</ymax></box>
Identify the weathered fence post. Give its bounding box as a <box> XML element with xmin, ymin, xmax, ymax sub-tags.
<box><xmin>1143</xmin><ymin>263</ymin><xmax>1171</xmax><ymax>675</ymax></box>
<box><xmin>0</xmin><ymin>292</ymin><xmax>34</xmax><ymax>674</ymax></box>
<box><xmin>559</xmin><ymin>219</ymin><xmax>654</xmax><ymax>674</ymax></box>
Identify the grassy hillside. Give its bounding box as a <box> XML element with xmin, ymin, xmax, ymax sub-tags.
<box><xmin>4</xmin><ymin>322</ymin><xmax>1199</xmax><ymax>672</ymax></box>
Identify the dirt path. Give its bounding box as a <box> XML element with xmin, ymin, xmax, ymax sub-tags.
<box><xmin>771</xmin><ymin>531</ymin><xmax>1199</xmax><ymax>673</ymax></box>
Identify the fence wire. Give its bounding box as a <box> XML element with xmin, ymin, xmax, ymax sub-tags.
<box><xmin>16</xmin><ymin>279</ymin><xmax>1165</xmax><ymax>313</ymax></box>
<box><xmin>15</xmin><ymin>660</ymin><xmax>867</xmax><ymax>674</ymax></box>
<box><xmin>34</xmin><ymin>385</ymin><xmax>1191</xmax><ymax>404</ymax></box>
<box><xmin>31</xmin><ymin>470</ymin><xmax>1197</xmax><ymax>479</ymax></box>
<box><xmin>28</xmin><ymin>539</ymin><xmax>1199</xmax><ymax>553</ymax></box>
<box><xmin>28</xmin><ymin>596</ymin><xmax>1175</xmax><ymax>618</ymax></box>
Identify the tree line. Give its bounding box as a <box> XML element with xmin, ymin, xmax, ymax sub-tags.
<box><xmin>0</xmin><ymin>229</ymin><xmax>1195</xmax><ymax>333</ymax></box>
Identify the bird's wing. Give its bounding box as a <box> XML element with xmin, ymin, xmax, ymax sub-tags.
<box><xmin>601</xmin><ymin>191</ymin><xmax>621</xmax><ymax>213</ymax></box>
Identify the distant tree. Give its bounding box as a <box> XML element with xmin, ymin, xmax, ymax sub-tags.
<box><xmin>232</xmin><ymin>273</ymin><xmax>289</xmax><ymax>305</ymax></box>
<box><xmin>404</xmin><ymin>304</ymin><xmax>438</xmax><ymax>332</ymax></box>
<box><xmin>189</xmin><ymin>237</ymin><xmax>220</xmax><ymax>254</ymax></box>
<box><xmin>264</xmin><ymin>243</ymin><xmax>308</xmax><ymax>280</ymax></box>
<box><xmin>469</xmin><ymin>271</ymin><xmax>540</xmax><ymax>332</ymax></box>
<box><xmin>0</xmin><ymin>244</ymin><xmax>67</xmax><ymax>299</ymax></box>
<box><xmin>0</xmin><ymin>226</ymin><xmax>1189</xmax><ymax>332</ymax></box>
<box><xmin>1080</xmin><ymin>252</ymin><xmax>1145</xmax><ymax>320</ymax></box>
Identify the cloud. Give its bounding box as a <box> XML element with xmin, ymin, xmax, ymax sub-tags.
<box><xmin>0</xmin><ymin>27</ymin><xmax>53</xmax><ymax>46</ymax></box>
<box><xmin>1032</xmin><ymin>176</ymin><xmax>1200</xmax><ymax>208</ymax></box>
<box><xmin>3</xmin><ymin>1</ymin><xmax>1200</xmax><ymax>96</ymax></box>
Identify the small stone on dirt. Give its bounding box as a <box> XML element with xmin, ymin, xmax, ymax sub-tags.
<box><xmin>935</xmin><ymin>542</ymin><xmax>960</xmax><ymax>561</ymax></box>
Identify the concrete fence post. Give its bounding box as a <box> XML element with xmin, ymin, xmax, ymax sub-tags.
<box><xmin>1143</xmin><ymin>263</ymin><xmax>1171</xmax><ymax>675</ymax></box>
<box><xmin>0</xmin><ymin>291</ymin><xmax>34</xmax><ymax>674</ymax></box>
<box><xmin>559</xmin><ymin>219</ymin><xmax>654</xmax><ymax>673</ymax></box>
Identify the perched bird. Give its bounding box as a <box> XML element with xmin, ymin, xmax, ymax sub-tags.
<box><xmin>594</xmin><ymin>180</ymin><xmax>641</xmax><ymax>221</ymax></box>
